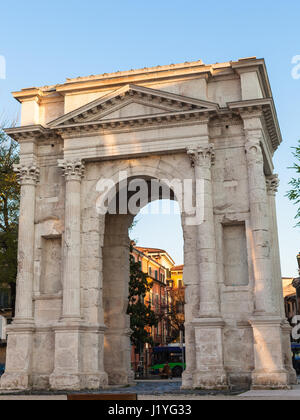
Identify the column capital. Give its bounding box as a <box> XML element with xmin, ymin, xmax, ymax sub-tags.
<box><xmin>187</xmin><ymin>144</ymin><xmax>215</xmax><ymax>168</ymax></box>
<box><xmin>13</xmin><ymin>164</ymin><xmax>40</xmax><ymax>186</ymax></box>
<box><xmin>266</xmin><ymin>174</ymin><xmax>279</xmax><ymax>196</ymax></box>
<box><xmin>58</xmin><ymin>159</ymin><xmax>85</xmax><ymax>182</ymax></box>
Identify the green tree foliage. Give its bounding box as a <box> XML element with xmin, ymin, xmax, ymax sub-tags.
<box><xmin>127</xmin><ymin>246</ymin><xmax>158</xmax><ymax>351</ymax></box>
<box><xmin>0</xmin><ymin>124</ymin><xmax>19</xmax><ymax>313</ymax></box>
<box><xmin>287</xmin><ymin>140</ymin><xmax>300</xmax><ymax>226</ymax></box>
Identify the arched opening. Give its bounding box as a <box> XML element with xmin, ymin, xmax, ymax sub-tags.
<box><xmin>102</xmin><ymin>176</ymin><xmax>186</xmax><ymax>385</ymax></box>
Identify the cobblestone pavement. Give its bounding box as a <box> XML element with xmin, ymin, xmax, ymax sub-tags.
<box><xmin>0</xmin><ymin>380</ymin><xmax>243</xmax><ymax>398</ymax></box>
<box><xmin>104</xmin><ymin>380</ymin><xmax>186</xmax><ymax>395</ymax></box>
<box><xmin>0</xmin><ymin>381</ymin><xmax>300</xmax><ymax>400</ymax></box>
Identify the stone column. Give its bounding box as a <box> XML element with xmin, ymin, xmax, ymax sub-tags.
<box><xmin>14</xmin><ymin>165</ymin><xmax>40</xmax><ymax>322</ymax></box>
<box><xmin>245</xmin><ymin>133</ymin><xmax>276</xmax><ymax>315</ymax></box>
<box><xmin>266</xmin><ymin>175</ymin><xmax>285</xmax><ymax>317</ymax></box>
<box><xmin>58</xmin><ymin>159</ymin><xmax>85</xmax><ymax>321</ymax></box>
<box><xmin>0</xmin><ymin>164</ymin><xmax>39</xmax><ymax>390</ymax></box>
<box><xmin>50</xmin><ymin>159</ymin><xmax>85</xmax><ymax>391</ymax></box>
<box><xmin>187</xmin><ymin>144</ymin><xmax>220</xmax><ymax>317</ymax></box>
<box><xmin>244</xmin><ymin>128</ymin><xmax>290</xmax><ymax>388</ymax></box>
<box><xmin>266</xmin><ymin>175</ymin><xmax>298</xmax><ymax>385</ymax></box>
<box><xmin>184</xmin><ymin>144</ymin><xmax>227</xmax><ymax>390</ymax></box>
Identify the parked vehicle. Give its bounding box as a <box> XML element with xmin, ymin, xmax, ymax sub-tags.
<box><xmin>150</xmin><ymin>346</ymin><xmax>185</xmax><ymax>378</ymax></box>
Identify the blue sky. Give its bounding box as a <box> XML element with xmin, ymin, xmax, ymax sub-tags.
<box><xmin>0</xmin><ymin>0</ymin><xmax>299</xmax><ymax>275</ymax></box>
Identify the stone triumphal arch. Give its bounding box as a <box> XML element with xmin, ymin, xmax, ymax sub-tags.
<box><xmin>1</xmin><ymin>58</ymin><xmax>297</xmax><ymax>391</ymax></box>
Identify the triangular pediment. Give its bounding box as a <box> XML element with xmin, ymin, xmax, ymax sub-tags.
<box><xmin>100</xmin><ymin>101</ymin><xmax>169</xmax><ymax>120</ymax></box>
<box><xmin>48</xmin><ymin>84</ymin><xmax>219</xmax><ymax>128</ymax></box>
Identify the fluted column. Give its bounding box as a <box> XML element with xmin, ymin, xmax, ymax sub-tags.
<box><xmin>184</xmin><ymin>144</ymin><xmax>227</xmax><ymax>390</ymax></box>
<box><xmin>266</xmin><ymin>175</ymin><xmax>298</xmax><ymax>385</ymax></box>
<box><xmin>0</xmin><ymin>164</ymin><xmax>39</xmax><ymax>390</ymax></box>
<box><xmin>266</xmin><ymin>175</ymin><xmax>285</xmax><ymax>317</ymax></box>
<box><xmin>13</xmin><ymin>164</ymin><xmax>40</xmax><ymax>322</ymax></box>
<box><xmin>58</xmin><ymin>159</ymin><xmax>85</xmax><ymax>321</ymax></box>
<box><xmin>244</xmin><ymin>128</ymin><xmax>292</xmax><ymax>389</ymax></box>
<box><xmin>187</xmin><ymin>144</ymin><xmax>220</xmax><ymax>317</ymax></box>
<box><xmin>245</xmin><ymin>131</ymin><xmax>275</xmax><ymax>315</ymax></box>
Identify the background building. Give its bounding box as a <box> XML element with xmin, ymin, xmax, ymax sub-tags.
<box><xmin>130</xmin><ymin>245</ymin><xmax>187</xmax><ymax>374</ymax></box>
<box><xmin>282</xmin><ymin>254</ymin><xmax>300</xmax><ymax>325</ymax></box>
<box><xmin>131</xmin><ymin>246</ymin><xmax>175</xmax><ymax>346</ymax></box>
<box><xmin>168</xmin><ymin>265</ymin><xmax>185</xmax><ymax>344</ymax></box>
<box><xmin>283</xmin><ymin>278</ymin><xmax>298</xmax><ymax>323</ymax></box>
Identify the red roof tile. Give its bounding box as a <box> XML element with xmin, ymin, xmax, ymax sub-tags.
<box><xmin>135</xmin><ymin>247</ymin><xmax>167</xmax><ymax>254</ymax></box>
<box><xmin>171</xmin><ymin>265</ymin><xmax>184</xmax><ymax>272</ymax></box>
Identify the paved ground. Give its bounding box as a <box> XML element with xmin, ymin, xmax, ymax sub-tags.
<box><xmin>0</xmin><ymin>380</ymin><xmax>300</xmax><ymax>400</ymax></box>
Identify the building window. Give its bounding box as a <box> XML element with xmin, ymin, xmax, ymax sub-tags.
<box><xmin>176</xmin><ymin>302</ymin><xmax>184</xmax><ymax>314</ymax></box>
<box><xmin>178</xmin><ymin>279</ymin><xmax>183</xmax><ymax>288</ymax></box>
<box><xmin>155</xmin><ymin>270</ymin><xmax>158</xmax><ymax>280</ymax></box>
<box><xmin>148</xmin><ymin>292</ymin><xmax>153</xmax><ymax>305</ymax></box>
<box><xmin>149</xmin><ymin>267</ymin><xmax>152</xmax><ymax>276</ymax></box>
<box><xmin>167</xmin><ymin>280</ymin><xmax>173</xmax><ymax>288</ymax></box>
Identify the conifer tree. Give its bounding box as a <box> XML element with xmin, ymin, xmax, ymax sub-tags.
<box><xmin>127</xmin><ymin>246</ymin><xmax>158</xmax><ymax>353</ymax></box>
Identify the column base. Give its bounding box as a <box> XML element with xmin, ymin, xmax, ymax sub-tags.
<box><xmin>250</xmin><ymin>316</ymin><xmax>292</xmax><ymax>390</ymax></box>
<box><xmin>193</xmin><ymin>370</ymin><xmax>229</xmax><ymax>390</ymax></box>
<box><xmin>189</xmin><ymin>317</ymin><xmax>228</xmax><ymax>390</ymax></box>
<box><xmin>0</xmin><ymin>373</ymin><xmax>31</xmax><ymax>391</ymax></box>
<box><xmin>104</xmin><ymin>327</ymin><xmax>135</xmax><ymax>387</ymax></box>
<box><xmin>286</xmin><ymin>370</ymin><xmax>298</xmax><ymax>386</ymax></box>
<box><xmin>252</xmin><ymin>370</ymin><xmax>291</xmax><ymax>390</ymax></box>
<box><xmin>49</xmin><ymin>372</ymin><xmax>108</xmax><ymax>391</ymax></box>
<box><xmin>0</xmin><ymin>322</ymin><xmax>35</xmax><ymax>391</ymax></box>
<box><xmin>50</xmin><ymin>321</ymin><xmax>109</xmax><ymax>390</ymax></box>
<box><xmin>107</xmin><ymin>370</ymin><xmax>135</xmax><ymax>386</ymax></box>
<box><xmin>181</xmin><ymin>370</ymin><xmax>194</xmax><ymax>390</ymax></box>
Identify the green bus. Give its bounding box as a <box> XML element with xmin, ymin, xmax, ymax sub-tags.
<box><xmin>150</xmin><ymin>346</ymin><xmax>186</xmax><ymax>378</ymax></box>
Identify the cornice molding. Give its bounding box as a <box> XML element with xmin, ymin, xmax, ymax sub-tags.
<box><xmin>47</xmin><ymin>84</ymin><xmax>219</xmax><ymax>128</ymax></box>
<box><xmin>5</xmin><ymin>125</ymin><xmax>60</xmax><ymax>141</ymax></box>
<box><xmin>12</xmin><ymin>88</ymin><xmax>43</xmax><ymax>103</ymax></box>
<box><xmin>55</xmin><ymin>109</ymin><xmax>215</xmax><ymax>137</ymax></box>
<box><xmin>5</xmin><ymin>98</ymin><xmax>281</xmax><ymax>154</ymax></box>
<box><xmin>228</xmin><ymin>98</ymin><xmax>282</xmax><ymax>150</ymax></box>
<box><xmin>12</xmin><ymin>57</ymin><xmax>267</xmax><ymax>101</ymax></box>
